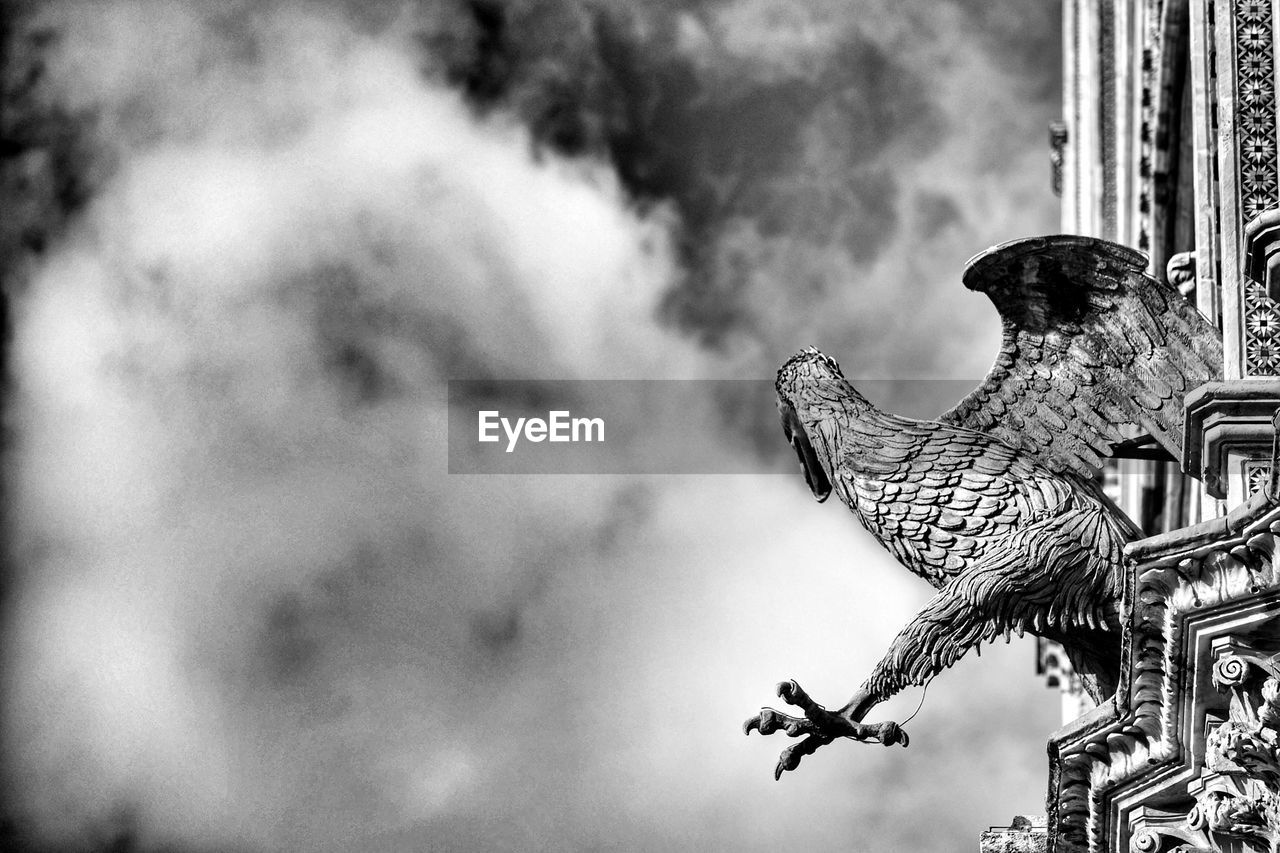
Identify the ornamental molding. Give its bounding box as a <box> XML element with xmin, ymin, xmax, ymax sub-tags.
<box><xmin>1047</xmin><ymin>490</ymin><xmax>1280</xmax><ymax>853</ymax></box>
<box><xmin>1183</xmin><ymin>381</ymin><xmax>1280</xmax><ymax>499</ymax></box>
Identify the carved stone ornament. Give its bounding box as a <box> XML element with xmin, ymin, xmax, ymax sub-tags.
<box><xmin>1167</xmin><ymin>252</ymin><xmax>1198</xmax><ymax>299</ymax></box>
<box><xmin>744</xmin><ymin>236</ymin><xmax>1223</xmax><ymax>780</ymax></box>
<box><xmin>1233</xmin><ymin>0</ymin><xmax>1280</xmax><ymax>377</ymax></box>
<box><xmin>1045</xmin><ymin>477</ymin><xmax>1280</xmax><ymax>853</ymax></box>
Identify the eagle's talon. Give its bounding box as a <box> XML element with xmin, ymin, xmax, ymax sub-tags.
<box><xmin>777</xmin><ymin>678</ymin><xmax>819</xmax><ymax>713</ymax></box>
<box><xmin>745</xmin><ymin>707</ymin><xmax>811</xmax><ymax>738</ymax></box>
<box><xmin>748</xmin><ymin>679</ymin><xmax>890</xmax><ymax>777</ymax></box>
<box><xmin>774</xmin><ymin>734</ymin><xmax>829</xmax><ymax>780</ymax></box>
<box><xmin>774</xmin><ymin>746</ymin><xmax>799</xmax><ymax>779</ymax></box>
<box><xmin>755</xmin><ymin>708</ymin><xmax>782</xmax><ymax>735</ymax></box>
<box><xmin>871</xmin><ymin>721</ymin><xmax>908</xmax><ymax>747</ymax></box>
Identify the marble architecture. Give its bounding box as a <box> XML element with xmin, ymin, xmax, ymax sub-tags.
<box><xmin>987</xmin><ymin>1</ymin><xmax>1280</xmax><ymax>850</ymax></box>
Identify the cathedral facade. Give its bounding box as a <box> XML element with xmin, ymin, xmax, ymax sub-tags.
<box><xmin>992</xmin><ymin>2</ymin><xmax>1280</xmax><ymax>851</ymax></box>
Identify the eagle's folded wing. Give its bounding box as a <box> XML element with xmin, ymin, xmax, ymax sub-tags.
<box><xmin>938</xmin><ymin>235</ymin><xmax>1223</xmax><ymax>478</ymax></box>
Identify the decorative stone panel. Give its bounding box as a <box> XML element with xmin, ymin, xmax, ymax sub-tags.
<box><xmin>1231</xmin><ymin>0</ymin><xmax>1280</xmax><ymax>376</ymax></box>
<box><xmin>1047</xmin><ymin>490</ymin><xmax>1280</xmax><ymax>852</ymax></box>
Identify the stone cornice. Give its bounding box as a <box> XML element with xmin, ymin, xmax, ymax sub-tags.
<box><xmin>1048</xmin><ymin>492</ymin><xmax>1280</xmax><ymax>853</ymax></box>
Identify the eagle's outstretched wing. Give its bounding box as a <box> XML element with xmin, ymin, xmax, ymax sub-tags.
<box><xmin>939</xmin><ymin>235</ymin><xmax>1223</xmax><ymax>477</ymax></box>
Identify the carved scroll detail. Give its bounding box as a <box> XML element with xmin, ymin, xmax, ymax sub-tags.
<box><xmin>1183</xmin><ymin>651</ymin><xmax>1280</xmax><ymax>849</ymax></box>
<box><xmin>1046</xmin><ymin>501</ymin><xmax>1280</xmax><ymax>853</ymax></box>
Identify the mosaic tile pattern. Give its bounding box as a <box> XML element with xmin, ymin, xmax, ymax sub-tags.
<box><xmin>1237</xmin><ymin>0</ymin><xmax>1280</xmax><ymax>375</ymax></box>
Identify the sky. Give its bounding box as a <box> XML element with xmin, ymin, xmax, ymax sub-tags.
<box><xmin>1</xmin><ymin>1</ymin><xmax>1065</xmax><ymax>851</ymax></box>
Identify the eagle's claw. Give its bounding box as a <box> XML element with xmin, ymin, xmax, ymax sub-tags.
<box><xmin>744</xmin><ymin>679</ymin><xmax>909</xmax><ymax>779</ymax></box>
<box><xmin>876</xmin><ymin>721</ymin><xmax>909</xmax><ymax>747</ymax></box>
<box><xmin>777</xmin><ymin>678</ymin><xmax>804</xmax><ymax>703</ymax></box>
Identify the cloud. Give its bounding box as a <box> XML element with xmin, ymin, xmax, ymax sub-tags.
<box><xmin>420</xmin><ymin>0</ymin><xmax>1060</xmax><ymax>383</ymax></box>
<box><xmin>1</xmin><ymin>2</ymin><xmax>1065</xmax><ymax>852</ymax></box>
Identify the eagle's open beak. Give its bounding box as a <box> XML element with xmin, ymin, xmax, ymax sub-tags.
<box><xmin>779</xmin><ymin>399</ymin><xmax>832</xmax><ymax>502</ymax></box>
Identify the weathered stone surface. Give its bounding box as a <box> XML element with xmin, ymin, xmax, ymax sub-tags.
<box><xmin>1046</xmin><ymin>481</ymin><xmax>1280</xmax><ymax>852</ymax></box>
<box><xmin>981</xmin><ymin>816</ymin><xmax>1049</xmax><ymax>853</ymax></box>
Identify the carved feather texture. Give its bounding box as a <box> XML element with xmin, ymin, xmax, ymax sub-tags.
<box><xmin>837</xmin><ymin>411</ymin><xmax>1131</xmax><ymax>592</ymax></box>
<box><xmin>940</xmin><ymin>235</ymin><xmax>1223</xmax><ymax>477</ymax></box>
<box><xmin>860</xmin><ymin>503</ymin><xmax>1128</xmax><ymax>704</ymax></box>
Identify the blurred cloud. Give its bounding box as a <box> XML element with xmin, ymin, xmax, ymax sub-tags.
<box><xmin>415</xmin><ymin>0</ymin><xmax>1060</xmax><ymax>380</ymax></box>
<box><xmin>1</xmin><ymin>1</ymin><xmax>1063</xmax><ymax>852</ymax></box>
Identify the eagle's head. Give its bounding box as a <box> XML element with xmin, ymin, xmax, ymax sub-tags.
<box><xmin>775</xmin><ymin>346</ymin><xmax>851</xmax><ymax>503</ymax></box>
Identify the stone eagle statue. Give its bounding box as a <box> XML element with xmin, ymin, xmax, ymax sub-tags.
<box><xmin>745</xmin><ymin>235</ymin><xmax>1224</xmax><ymax>779</ymax></box>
